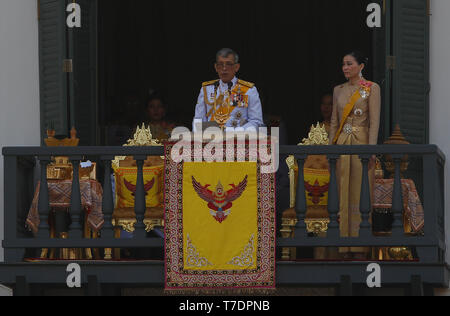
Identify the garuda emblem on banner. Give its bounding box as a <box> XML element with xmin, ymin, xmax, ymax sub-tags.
<box><xmin>192</xmin><ymin>176</ymin><xmax>248</xmax><ymax>223</ymax></box>
<box><xmin>124</xmin><ymin>178</ymin><xmax>155</xmax><ymax>197</ymax></box>
<box><xmin>305</xmin><ymin>179</ymin><xmax>329</xmax><ymax>205</ymax></box>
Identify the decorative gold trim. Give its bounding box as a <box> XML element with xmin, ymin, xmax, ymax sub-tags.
<box><xmin>112</xmin><ymin>123</ymin><xmax>163</xmax><ymax>170</ymax></box>
<box><xmin>60</xmin><ymin>232</ymin><xmax>70</xmax><ymax>260</ymax></box>
<box><xmin>203</xmin><ymin>79</ymin><xmax>219</xmax><ymax>87</ymax></box>
<box><xmin>299</xmin><ymin>123</ymin><xmax>329</xmax><ymax>146</ymax></box>
<box><xmin>227</xmin><ymin>235</ymin><xmax>255</xmax><ymax>268</ymax></box>
<box><xmin>388</xmin><ymin>247</ymin><xmax>414</xmax><ymax>260</ymax></box>
<box><xmin>237</xmin><ymin>79</ymin><xmax>255</xmax><ymax>89</ymax></box>
<box><xmin>305</xmin><ymin>218</ymin><xmax>330</xmax><ymax>234</ymax></box>
<box><xmin>281</xmin><ymin>218</ymin><xmax>297</xmax><ymax>238</ymax></box>
<box><xmin>280</xmin><ymin>218</ymin><xmax>297</xmax><ymax>260</ymax></box>
<box><xmin>112</xmin><ymin>218</ymin><xmax>137</xmax><ymax>233</ymax></box>
<box><xmin>104</xmin><ymin>248</ymin><xmax>112</xmax><ymax>260</ymax></box>
<box><xmin>211</xmin><ymin>90</ymin><xmax>232</xmax><ymax>130</ymax></box>
<box><xmin>286</xmin><ymin>123</ymin><xmax>330</xmax><ymax>208</ymax></box>
<box><xmin>144</xmin><ymin>219</ymin><xmax>164</xmax><ymax>232</ymax></box>
<box><xmin>286</xmin><ymin>156</ymin><xmax>296</xmax><ymax>208</ymax></box>
<box><xmin>40</xmin><ymin>248</ymin><xmax>48</xmax><ymax>259</ymax></box>
<box><xmin>203</xmin><ymin>86</ymin><xmax>215</xmax><ymax>106</ymax></box>
<box><xmin>44</xmin><ymin>127</ymin><xmax>79</xmax><ymax>147</ymax></box>
<box><xmin>185</xmin><ymin>234</ymin><xmax>213</xmax><ymax>268</ymax></box>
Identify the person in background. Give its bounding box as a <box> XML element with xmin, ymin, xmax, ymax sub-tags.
<box><xmin>145</xmin><ymin>91</ymin><xmax>175</xmax><ymax>141</ymax></box>
<box><xmin>320</xmin><ymin>93</ymin><xmax>333</xmax><ymax>135</ymax></box>
<box><xmin>107</xmin><ymin>93</ymin><xmax>141</xmax><ymax>146</ymax></box>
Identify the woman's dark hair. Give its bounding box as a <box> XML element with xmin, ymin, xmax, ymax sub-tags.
<box><xmin>345</xmin><ymin>50</ymin><xmax>369</xmax><ymax>66</ymax></box>
<box><xmin>146</xmin><ymin>90</ymin><xmax>167</xmax><ymax>110</ymax></box>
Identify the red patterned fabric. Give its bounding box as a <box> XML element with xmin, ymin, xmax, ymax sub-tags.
<box><xmin>373</xmin><ymin>179</ymin><xmax>424</xmax><ymax>232</ymax></box>
<box><xmin>26</xmin><ymin>180</ymin><xmax>104</xmax><ymax>234</ymax></box>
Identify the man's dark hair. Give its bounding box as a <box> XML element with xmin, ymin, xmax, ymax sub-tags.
<box><xmin>216</xmin><ymin>48</ymin><xmax>239</xmax><ymax>64</ymax></box>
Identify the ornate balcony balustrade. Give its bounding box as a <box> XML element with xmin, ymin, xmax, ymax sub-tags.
<box><xmin>0</xmin><ymin>144</ymin><xmax>447</xmax><ymax>295</ymax></box>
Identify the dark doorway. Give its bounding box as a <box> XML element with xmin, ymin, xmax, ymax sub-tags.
<box><xmin>98</xmin><ymin>0</ymin><xmax>376</xmax><ymax>145</ymax></box>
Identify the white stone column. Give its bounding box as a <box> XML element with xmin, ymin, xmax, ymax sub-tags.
<box><xmin>0</xmin><ymin>0</ymin><xmax>41</xmax><ymax>262</ymax></box>
<box><xmin>430</xmin><ymin>0</ymin><xmax>450</xmax><ymax>291</ymax></box>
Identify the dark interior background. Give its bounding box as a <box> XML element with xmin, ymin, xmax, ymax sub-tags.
<box><xmin>98</xmin><ymin>0</ymin><xmax>374</xmax><ymax>145</ymax></box>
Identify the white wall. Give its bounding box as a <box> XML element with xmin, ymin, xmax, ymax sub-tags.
<box><xmin>430</xmin><ymin>0</ymin><xmax>450</xmax><ymax>268</ymax></box>
<box><xmin>0</xmin><ymin>0</ymin><xmax>41</xmax><ymax>262</ymax></box>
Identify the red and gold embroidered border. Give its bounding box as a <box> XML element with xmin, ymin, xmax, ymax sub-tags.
<box><xmin>164</xmin><ymin>142</ymin><xmax>276</xmax><ymax>291</ymax></box>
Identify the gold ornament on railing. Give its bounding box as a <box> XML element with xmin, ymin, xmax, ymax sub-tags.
<box><xmin>112</xmin><ymin>123</ymin><xmax>164</xmax><ymax>170</ymax></box>
<box><xmin>375</xmin><ymin>157</ymin><xmax>384</xmax><ymax>179</ymax></box>
<box><xmin>283</xmin><ymin>122</ymin><xmax>331</xmax><ymax>244</ymax></box>
<box><xmin>45</xmin><ymin>127</ymin><xmax>79</xmax><ymax>147</ymax></box>
<box><xmin>286</xmin><ymin>123</ymin><xmax>330</xmax><ymax>208</ymax></box>
<box><xmin>45</xmin><ymin>127</ymin><xmax>95</xmax><ymax>180</ymax></box>
<box><xmin>299</xmin><ymin>123</ymin><xmax>329</xmax><ymax>146</ymax></box>
<box><xmin>126</xmin><ymin>123</ymin><xmax>161</xmax><ymax>147</ymax></box>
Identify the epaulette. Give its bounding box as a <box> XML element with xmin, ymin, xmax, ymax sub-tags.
<box><xmin>238</xmin><ymin>79</ymin><xmax>255</xmax><ymax>89</ymax></box>
<box><xmin>202</xmin><ymin>80</ymin><xmax>219</xmax><ymax>87</ymax></box>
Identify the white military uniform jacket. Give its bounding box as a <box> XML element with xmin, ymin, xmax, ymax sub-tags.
<box><xmin>193</xmin><ymin>77</ymin><xmax>264</xmax><ymax>131</ymax></box>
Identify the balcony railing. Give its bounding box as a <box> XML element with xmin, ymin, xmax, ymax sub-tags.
<box><xmin>0</xmin><ymin>144</ymin><xmax>447</xmax><ymax>295</ymax></box>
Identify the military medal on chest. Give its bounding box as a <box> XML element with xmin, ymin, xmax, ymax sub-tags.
<box><xmin>359</xmin><ymin>80</ymin><xmax>373</xmax><ymax>100</ymax></box>
<box><xmin>231</xmin><ymin>85</ymin><xmax>244</xmax><ymax>108</ymax></box>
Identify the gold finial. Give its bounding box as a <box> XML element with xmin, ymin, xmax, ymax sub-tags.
<box><xmin>46</xmin><ymin>129</ymin><xmax>56</xmax><ymax>139</ymax></box>
<box><xmin>286</xmin><ymin>123</ymin><xmax>330</xmax><ymax>208</ymax></box>
<box><xmin>299</xmin><ymin>122</ymin><xmax>329</xmax><ymax>146</ymax></box>
<box><xmin>44</xmin><ymin>127</ymin><xmax>79</xmax><ymax>147</ymax></box>
<box><xmin>70</xmin><ymin>127</ymin><xmax>77</xmax><ymax>139</ymax></box>
<box><xmin>384</xmin><ymin>124</ymin><xmax>410</xmax><ymax>145</ymax></box>
<box><xmin>112</xmin><ymin>123</ymin><xmax>163</xmax><ymax>169</ymax></box>
<box><xmin>125</xmin><ymin>123</ymin><xmax>160</xmax><ymax>147</ymax></box>
<box><xmin>383</xmin><ymin>124</ymin><xmax>410</xmax><ymax>178</ymax></box>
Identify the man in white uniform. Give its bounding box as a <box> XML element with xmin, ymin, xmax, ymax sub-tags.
<box><xmin>193</xmin><ymin>48</ymin><xmax>264</xmax><ymax>132</ymax></box>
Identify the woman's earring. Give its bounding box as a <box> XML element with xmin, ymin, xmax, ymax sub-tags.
<box><xmin>359</xmin><ymin>71</ymin><xmax>363</xmax><ymax>78</ymax></box>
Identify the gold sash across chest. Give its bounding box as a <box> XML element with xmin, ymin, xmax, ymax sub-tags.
<box><xmin>332</xmin><ymin>89</ymin><xmax>362</xmax><ymax>144</ymax></box>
